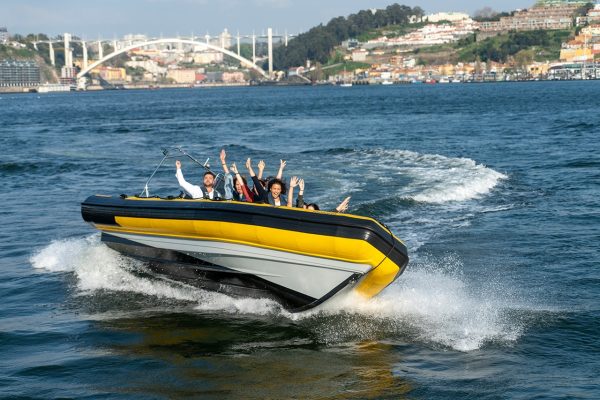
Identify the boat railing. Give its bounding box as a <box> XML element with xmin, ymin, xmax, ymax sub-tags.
<box><xmin>139</xmin><ymin>147</ymin><xmax>222</xmax><ymax>198</ymax></box>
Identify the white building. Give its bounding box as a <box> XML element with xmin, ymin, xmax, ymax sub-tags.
<box><xmin>426</xmin><ymin>12</ymin><xmax>470</xmax><ymax>23</ymax></box>
<box><xmin>0</xmin><ymin>27</ymin><xmax>9</xmax><ymax>44</ymax></box>
<box><xmin>125</xmin><ymin>59</ymin><xmax>167</xmax><ymax>75</ymax></box>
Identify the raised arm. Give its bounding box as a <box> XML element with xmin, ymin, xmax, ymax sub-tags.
<box><xmin>219</xmin><ymin>149</ymin><xmax>230</xmax><ymax>175</ymax></box>
<box><xmin>175</xmin><ymin>160</ymin><xmax>203</xmax><ymax>199</ymax></box>
<box><xmin>335</xmin><ymin>196</ymin><xmax>351</xmax><ymax>213</ymax></box>
<box><xmin>246</xmin><ymin>158</ymin><xmax>268</xmax><ymax>202</ymax></box>
<box><xmin>257</xmin><ymin>160</ymin><xmax>265</xmax><ymax>180</ymax></box>
<box><xmin>287</xmin><ymin>176</ymin><xmax>298</xmax><ymax>208</ymax></box>
<box><xmin>231</xmin><ymin>162</ymin><xmax>253</xmax><ymax>202</ymax></box>
<box><xmin>296</xmin><ymin>178</ymin><xmax>305</xmax><ymax>208</ymax></box>
<box><xmin>276</xmin><ymin>159</ymin><xmax>287</xmax><ymax>180</ymax></box>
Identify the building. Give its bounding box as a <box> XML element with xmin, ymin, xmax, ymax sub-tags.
<box><xmin>341</xmin><ymin>38</ymin><xmax>360</xmax><ymax>49</ymax></box>
<box><xmin>166</xmin><ymin>68</ymin><xmax>196</xmax><ymax>83</ymax></box>
<box><xmin>126</xmin><ymin>59</ymin><xmax>167</xmax><ymax>75</ymax></box>
<box><xmin>479</xmin><ymin>5</ymin><xmax>579</xmax><ymax>33</ymax></box>
<box><xmin>536</xmin><ymin>0</ymin><xmax>588</xmax><ymax>5</ymax></box>
<box><xmin>91</xmin><ymin>66</ymin><xmax>126</xmax><ymax>81</ymax></box>
<box><xmin>0</xmin><ymin>27</ymin><xmax>8</xmax><ymax>44</ymax></box>
<box><xmin>193</xmin><ymin>51</ymin><xmax>224</xmax><ymax>64</ymax></box>
<box><xmin>577</xmin><ymin>4</ymin><xmax>600</xmax><ymax>25</ymax></box>
<box><xmin>222</xmin><ymin>71</ymin><xmax>245</xmax><ymax>83</ymax></box>
<box><xmin>0</xmin><ymin>59</ymin><xmax>40</xmax><ymax>86</ymax></box>
<box><xmin>426</xmin><ymin>12</ymin><xmax>470</xmax><ymax>23</ymax></box>
<box><xmin>351</xmin><ymin>49</ymin><xmax>368</xmax><ymax>62</ymax></box>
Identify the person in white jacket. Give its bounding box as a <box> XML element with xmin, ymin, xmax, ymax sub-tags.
<box><xmin>175</xmin><ymin>160</ymin><xmax>221</xmax><ymax>199</ymax></box>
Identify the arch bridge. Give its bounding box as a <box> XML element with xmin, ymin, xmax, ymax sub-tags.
<box><xmin>77</xmin><ymin>38</ymin><xmax>269</xmax><ymax>81</ymax></box>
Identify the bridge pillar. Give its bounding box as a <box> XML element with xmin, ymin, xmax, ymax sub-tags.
<box><xmin>252</xmin><ymin>33</ymin><xmax>256</xmax><ymax>64</ymax></box>
<box><xmin>285</xmin><ymin>30</ymin><xmax>288</xmax><ymax>47</ymax></box>
<box><xmin>97</xmin><ymin>41</ymin><xmax>103</xmax><ymax>59</ymax></box>
<box><xmin>82</xmin><ymin>41</ymin><xmax>88</xmax><ymax>70</ymax></box>
<box><xmin>49</xmin><ymin>41</ymin><xmax>55</xmax><ymax>66</ymax></box>
<box><xmin>112</xmin><ymin>40</ymin><xmax>117</xmax><ymax>52</ymax></box>
<box><xmin>268</xmin><ymin>27</ymin><xmax>273</xmax><ymax>77</ymax></box>
<box><xmin>237</xmin><ymin>32</ymin><xmax>240</xmax><ymax>57</ymax></box>
<box><xmin>64</xmin><ymin>33</ymin><xmax>72</xmax><ymax>67</ymax></box>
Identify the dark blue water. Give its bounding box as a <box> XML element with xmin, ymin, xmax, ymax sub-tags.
<box><xmin>1</xmin><ymin>83</ymin><xmax>598</xmax><ymax>399</ymax></box>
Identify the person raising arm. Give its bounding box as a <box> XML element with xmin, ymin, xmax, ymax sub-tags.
<box><xmin>296</xmin><ymin>178</ymin><xmax>305</xmax><ymax>208</ymax></box>
<box><xmin>230</xmin><ymin>162</ymin><xmax>254</xmax><ymax>202</ymax></box>
<box><xmin>257</xmin><ymin>160</ymin><xmax>266</xmax><ymax>180</ymax></box>
<box><xmin>246</xmin><ymin>158</ymin><xmax>268</xmax><ymax>203</ymax></box>
<box><xmin>220</xmin><ymin>149</ymin><xmax>234</xmax><ymax>200</ymax></box>
<box><xmin>276</xmin><ymin>159</ymin><xmax>286</xmax><ymax>180</ymax></box>
<box><xmin>287</xmin><ymin>176</ymin><xmax>299</xmax><ymax>208</ymax></box>
<box><xmin>175</xmin><ymin>160</ymin><xmax>203</xmax><ymax>199</ymax></box>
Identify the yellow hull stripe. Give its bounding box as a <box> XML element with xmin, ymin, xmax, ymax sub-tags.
<box><xmin>122</xmin><ymin>197</ymin><xmax>406</xmax><ymax>247</ymax></box>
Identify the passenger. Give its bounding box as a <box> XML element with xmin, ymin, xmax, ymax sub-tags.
<box><xmin>230</xmin><ymin>163</ymin><xmax>254</xmax><ymax>202</ymax></box>
<box><xmin>246</xmin><ymin>158</ymin><xmax>294</xmax><ymax>206</ymax></box>
<box><xmin>253</xmin><ymin>160</ymin><xmax>267</xmax><ymax>197</ymax></box>
<box><xmin>305</xmin><ymin>198</ymin><xmax>350</xmax><ymax>212</ymax></box>
<box><xmin>296</xmin><ymin>178</ymin><xmax>306</xmax><ymax>208</ymax></box>
<box><xmin>294</xmin><ymin>178</ymin><xmax>351</xmax><ymax>213</ymax></box>
<box><xmin>175</xmin><ymin>159</ymin><xmax>221</xmax><ymax>200</ymax></box>
<box><xmin>253</xmin><ymin>159</ymin><xmax>287</xmax><ymax>196</ymax></box>
<box><xmin>219</xmin><ymin>149</ymin><xmax>235</xmax><ymax>200</ymax></box>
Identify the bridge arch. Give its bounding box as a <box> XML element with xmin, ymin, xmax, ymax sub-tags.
<box><xmin>77</xmin><ymin>38</ymin><xmax>268</xmax><ymax>79</ymax></box>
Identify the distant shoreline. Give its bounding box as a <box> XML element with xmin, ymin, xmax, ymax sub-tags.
<box><xmin>2</xmin><ymin>78</ymin><xmax>599</xmax><ymax>94</ymax></box>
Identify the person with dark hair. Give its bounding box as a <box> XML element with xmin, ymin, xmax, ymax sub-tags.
<box><xmin>252</xmin><ymin>159</ymin><xmax>287</xmax><ymax>197</ymax></box>
<box><xmin>245</xmin><ymin>158</ymin><xmax>294</xmax><ymax>207</ymax></box>
<box><xmin>230</xmin><ymin>162</ymin><xmax>254</xmax><ymax>202</ymax></box>
<box><xmin>175</xmin><ymin>159</ymin><xmax>221</xmax><ymax>199</ymax></box>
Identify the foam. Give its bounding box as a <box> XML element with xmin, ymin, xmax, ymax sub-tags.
<box><xmin>312</xmin><ymin>262</ymin><xmax>524</xmax><ymax>352</ymax></box>
<box><xmin>30</xmin><ymin>235</ymin><xmax>286</xmax><ymax>313</ymax></box>
<box><xmin>30</xmin><ymin>236</ymin><xmax>525</xmax><ymax>351</ymax></box>
<box><xmin>361</xmin><ymin>149</ymin><xmax>507</xmax><ymax>204</ymax></box>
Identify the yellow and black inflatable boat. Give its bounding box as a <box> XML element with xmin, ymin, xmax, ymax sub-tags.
<box><xmin>81</xmin><ymin>195</ymin><xmax>408</xmax><ymax>311</ymax></box>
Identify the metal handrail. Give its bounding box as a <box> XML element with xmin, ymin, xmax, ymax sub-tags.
<box><xmin>139</xmin><ymin>147</ymin><xmax>222</xmax><ymax>198</ymax></box>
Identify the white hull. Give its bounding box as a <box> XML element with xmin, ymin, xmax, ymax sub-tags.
<box><xmin>106</xmin><ymin>231</ymin><xmax>372</xmax><ymax>301</ymax></box>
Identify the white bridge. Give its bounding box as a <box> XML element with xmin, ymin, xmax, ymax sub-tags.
<box><xmin>33</xmin><ymin>28</ymin><xmax>294</xmax><ymax>85</ymax></box>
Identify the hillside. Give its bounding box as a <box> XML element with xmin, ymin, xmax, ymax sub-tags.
<box><xmin>272</xmin><ymin>3</ymin><xmax>425</xmax><ymax>69</ymax></box>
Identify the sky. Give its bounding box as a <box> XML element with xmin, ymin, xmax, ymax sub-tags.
<box><xmin>4</xmin><ymin>0</ymin><xmax>530</xmax><ymax>38</ymax></box>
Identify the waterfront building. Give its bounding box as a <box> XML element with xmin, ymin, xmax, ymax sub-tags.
<box><xmin>166</xmin><ymin>68</ymin><xmax>196</xmax><ymax>83</ymax></box>
<box><xmin>560</xmin><ymin>32</ymin><xmax>598</xmax><ymax>61</ymax></box>
<box><xmin>90</xmin><ymin>66</ymin><xmax>126</xmax><ymax>82</ymax></box>
<box><xmin>0</xmin><ymin>59</ymin><xmax>40</xmax><ymax>86</ymax></box>
<box><xmin>222</xmin><ymin>71</ymin><xmax>245</xmax><ymax>83</ymax></box>
<box><xmin>479</xmin><ymin>5</ymin><xmax>579</xmax><ymax>33</ymax></box>
<box><xmin>0</xmin><ymin>27</ymin><xmax>9</xmax><ymax>44</ymax></box>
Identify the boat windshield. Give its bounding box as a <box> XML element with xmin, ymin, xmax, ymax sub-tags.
<box><xmin>138</xmin><ymin>147</ymin><xmax>223</xmax><ymax>198</ymax></box>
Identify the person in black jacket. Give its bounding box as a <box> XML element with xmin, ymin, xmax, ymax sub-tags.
<box><xmin>245</xmin><ymin>158</ymin><xmax>295</xmax><ymax>207</ymax></box>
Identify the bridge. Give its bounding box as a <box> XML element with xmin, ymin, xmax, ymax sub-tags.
<box><xmin>32</xmin><ymin>28</ymin><xmax>295</xmax><ymax>86</ymax></box>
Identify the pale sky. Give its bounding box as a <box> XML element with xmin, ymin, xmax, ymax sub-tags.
<box><xmin>4</xmin><ymin>0</ymin><xmax>530</xmax><ymax>38</ymax></box>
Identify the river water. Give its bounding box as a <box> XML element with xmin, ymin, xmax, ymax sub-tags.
<box><xmin>1</xmin><ymin>82</ymin><xmax>598</xmax><ymax>399</ymax></box>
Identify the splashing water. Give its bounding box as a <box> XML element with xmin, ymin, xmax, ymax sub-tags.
<box><xmin>30</xmin><ymin>236</ymin><xmax>525</xmax><ymax>351</ymax></box>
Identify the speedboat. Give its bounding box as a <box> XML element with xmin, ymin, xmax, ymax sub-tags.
<box><xmin>80</xmin><ymin>149</ymin><xmax>409</xmax><ymax>311</ymax></box>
